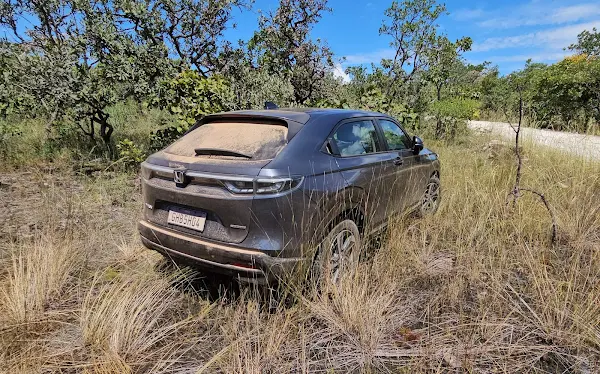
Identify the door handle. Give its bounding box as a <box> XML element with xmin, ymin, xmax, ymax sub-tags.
<box><xmin>394</xmin><ymin>157</ymin><xmax>404</xmax><ymax>166</ymax></box>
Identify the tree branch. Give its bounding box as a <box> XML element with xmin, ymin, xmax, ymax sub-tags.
<box><xmin>506</xmin><ymin>87</ymin><xmax>558</xmax><ymax>244</ymax></box>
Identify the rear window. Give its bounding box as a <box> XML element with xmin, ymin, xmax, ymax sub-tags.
<box><xmin>165</xmin><ymin>122</ymin><xmax>288</xmax><ymax>161</ymax></box>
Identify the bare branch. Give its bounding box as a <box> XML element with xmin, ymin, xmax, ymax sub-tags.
<box><xmin>506</xmin><ymin>86</ymin><xmax>558</xmax><ymax>244</ymax></box>
<box><xmin>520</xmin><ymin>188</ymin><xmax>558</xmax><ymax>244</ymax></box>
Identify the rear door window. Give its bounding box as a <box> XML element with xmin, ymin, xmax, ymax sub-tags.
<box><xmin>165</xmin><ymin>122</ymin><xmax>288</xmax><ymax>161</ymax></box>
<box><xmin>332</xmin><ymin>120</ymin><xmax>381</xmax><ymax>157</ymax></box>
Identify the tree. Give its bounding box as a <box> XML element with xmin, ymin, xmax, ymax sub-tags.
<box><xmin>249</xmin><ymin>0</ymin><xmax>336</xmax><ymax>105</ymax></box>
<box><xmin>0</xmin><ymin>0</ymin><xmax>174</xmax><ymax>146</ymax></box>
<box><xmin>0</xmin><ymin>42</ymin><xmax>33</xmax><ymax>117</ymax></box>
<box><xmin>0</xmin><ymin>0</ymin><xmax>252</xmax><ymax>147</ymax></box>
<box><xmin>530</xmin><ymin>55</ymin><xmax>600</xmax><ymax>132</ymax></box>
<box><xmin>568</xmin><ymin>28</ymin><xmax>600</xmax><ymax>57</ymax></box>
<box><xmin>379</xmin><ymin>0</ymin><xmax>447</xmax><ymax>96</ymax></box>
<box><xmin>429</xmin><ymin>97</ymin><xmax>480</xmax><ymax>139</ymax></box>
<box><xmin>423</xmin><ymin>35</ymin><xmax>472</xmax><ymax>137</ymax></box>
<box><xmin>504</xmin><ymin>79</ymin><xmax>557</xmax><ymax>244</ymax></box>
<box><xmin>116</xmin><ymin>0</ymin><xmax>250</xmax><ymax>76</ymax></box>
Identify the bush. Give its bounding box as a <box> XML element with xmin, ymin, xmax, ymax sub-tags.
<box><xmin>149</xmin><ymin>70</ymin><xmax>233</xmax><ymax>150</ymax></box>
<box><xmin>116</xmin><ymin>139</ymin><xmax>146</xmax><ymax>169</ymax></box>
<box><xmin>430</xmin><ymin>98</ymin><xmax>481</xmax><ymax>139</ymax></box>
<box><xmin>153</xmin><ymin>70</ymin><xmax>232</xmax><ymax>126</ymax></box>
<box><xmin>0</xmin><ymin>121</ymin><xmax>23</xmax><ymax>160</ymax></box>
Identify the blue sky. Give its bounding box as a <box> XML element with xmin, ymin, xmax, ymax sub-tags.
<box><xmin>228</xmin><ymin>0</ymin><xmax>600</xmax><ymax>79</ymax></box>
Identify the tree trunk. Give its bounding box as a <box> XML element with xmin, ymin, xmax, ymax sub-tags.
<box><xmin>97</xmin><ymin>112</ymin><xmax>113</xmax><ymax>144</ymax></box>
<box><xmin>45</xmin><ymin>108</ymin><xmax>59</xmax><ymax>136</ymax></box>
<box><xmin>435</xmin><ymin>84</ymin><xmax>443</xmax><ymax>138</ymax></box>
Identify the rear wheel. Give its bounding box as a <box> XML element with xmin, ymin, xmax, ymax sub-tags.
<box><xmin>416</xmin><ymin>175</ymin><xmax>441</xmax><ymax>217</ymax></box>
<box><xmin>312</xmin><ymin>219</ymin><xmax>361</xmax><ymax>286</ymax></box>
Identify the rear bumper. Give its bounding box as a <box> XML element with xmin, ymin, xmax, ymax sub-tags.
<box><xmin>138</xmin><ymin>220</ymin><xmax>304</xmax><ymax>284</ymax></box>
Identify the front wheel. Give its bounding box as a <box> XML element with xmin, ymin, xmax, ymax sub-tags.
<box><xmin>416</xmin><ymin>175</ymin><xmax>441</xmax><ymax>217</ymax></box>
<box><xmin>312</xmin><ymin>219</ymin><xmax>362</xmax><ymax>286</ymax></box>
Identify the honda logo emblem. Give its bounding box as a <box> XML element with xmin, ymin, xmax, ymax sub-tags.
<box><xmin>174</xmin><ymin>169</ymin><xmax>186</xmax><ymax>184</ymax></box>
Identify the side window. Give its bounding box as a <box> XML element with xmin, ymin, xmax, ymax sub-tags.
<box><xmin>332</xmin><ymin>120</ymin><xmax>380</xmax><ymax>157</ymax></box>
<box><xmin>379</xmin><ymin>119</ymin><xmax>410</xmax><ymax>151</ymax></box>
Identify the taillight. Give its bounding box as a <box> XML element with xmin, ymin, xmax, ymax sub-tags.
<box><xmin>255</xmin><ymin>177</ymin><xmax>303</xmax><ymax>194</ymax></box>
<box><xmin>223</xmin><ymin>180</ymin><xmax>254</xmax><ymax>194</ymax></box>
<box><xmin>222</xmin><ymin>177</ymin><xmax>303</xmax><ymax>195</ymax></box>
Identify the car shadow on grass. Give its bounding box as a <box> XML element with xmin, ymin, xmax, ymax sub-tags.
<box><xmin>154</xmin><ymin>258</ymin><xmax>293</xmax><ymax>311</ymax></box>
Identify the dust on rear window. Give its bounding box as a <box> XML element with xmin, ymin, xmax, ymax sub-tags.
<box><xmin>165</xmin><ymin>122</ymin><xmax>288</xmax><ymax>161</ymax></box>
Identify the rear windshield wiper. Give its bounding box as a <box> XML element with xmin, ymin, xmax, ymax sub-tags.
<box><xmin>194</xmin><ymin>148</ymin><xmax>252</xmax><ymax>159</ymax></box>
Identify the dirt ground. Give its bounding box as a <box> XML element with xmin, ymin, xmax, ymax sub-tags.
<box><xmin>469</xmin><ymin>120</ymin><xmax>600</xmax><ymax>160</ymax></box>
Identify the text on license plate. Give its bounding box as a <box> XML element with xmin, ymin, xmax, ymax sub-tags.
<box><xmin>167</xmin><ymin>210</ymin><xmax>207</xmax><ymax>232</ymax></box>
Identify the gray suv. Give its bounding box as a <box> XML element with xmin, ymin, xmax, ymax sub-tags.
<box><xmin>138</xmin><ymin>108</ymin><xmax>440</xmax><ymax>284</ymax></box>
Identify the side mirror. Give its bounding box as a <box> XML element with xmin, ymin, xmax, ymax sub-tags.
<box><xmin>413</xmin><ymin>136</ymin><xmax>424</xmax><ymax>154</ymax></box>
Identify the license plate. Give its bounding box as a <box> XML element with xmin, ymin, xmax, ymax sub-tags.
<box><xmin>167</xmin><ymin>210</ymin><xmax>207</xmax><ymax>232</ymax></box>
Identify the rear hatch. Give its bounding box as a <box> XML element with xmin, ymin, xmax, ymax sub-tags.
<box><xmin>142</xmin><ymin>120</ymin><xmax>289</xmax><ymax>243</ymax></box>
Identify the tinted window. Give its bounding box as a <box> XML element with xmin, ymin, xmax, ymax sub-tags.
<box><xmin>332</xmin><ymin>120</ymin><xmax>380</xmax><ymax>157</ymax></box>
<box><xmin>379</xmin><ymin>119</ymin><xmax>410</xmax><ymax>151</ymax></box>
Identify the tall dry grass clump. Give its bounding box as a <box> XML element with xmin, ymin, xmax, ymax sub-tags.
<box><xmin>0</xmin><ymin>236</ymin><xmax>83</xmax><ymax>373</ymax></box>
<box><xmin>0</xmin><ymin>237</ymin><xmax>82</xmax><ymax>325</ymax></box>
<box><xmin>79</xmin><ymin>274</ymin><xmax>193</xmax><ymax>373</ymax></box>
<box><xmin>302</xmin><ymin>269</ymin><xmax>416</xmax><ymax>372</ymax></box>
<box><xmin>197</xmin><ymin>295</ymin><xmax>302</xmax><ymax>373</ymax></box>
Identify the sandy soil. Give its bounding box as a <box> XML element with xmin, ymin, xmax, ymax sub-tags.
<box><xmin>468</xmin><ymin>121</ymin><xmax>600</xmax><ymax>161</ymax></box>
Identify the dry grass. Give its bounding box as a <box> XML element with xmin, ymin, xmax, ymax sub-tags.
<box><xmin>1</xmin><ymin>133</ymin><xmax>599</xmax><ymax>373</ymax></box>
<box><xmin>0</xmin><ymin>238</ymin><xmax>81</xmax><ymax>325</ymax></box>
<box><xmin>79</xmin><ymin>274</ymin><xmax>197</xmax><ymax>373</ymax></box>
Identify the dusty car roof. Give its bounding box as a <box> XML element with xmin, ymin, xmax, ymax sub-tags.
<box><xmin>206</xmin><ymin>108</ymin><xmax>388</xmax><ymax>125</ymax></box>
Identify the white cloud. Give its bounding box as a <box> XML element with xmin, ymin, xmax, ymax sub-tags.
<box><xmin>332</xmin><ymin>63</ymin><xmax>351</xmax><ymax>83</ymax></box>
<box><xmin>470</xmin><ymin>51</ymin><xmax>569</xmax><ymax>64</ymax></box>
<box><xmin>343</xmin><ymin>48</ymin><xmax>395</xmax><ymax>65</ymax></box>
<box><xmin>472</xmin><ymin>21</ymin><xmax>600</xmax><ymax>52</ymax></box>
<box><xmin>452</xmin><ymin>8</ymin><xmax>485</xmax><ymax>21</ymax></box>
<box><xmin>477</xmin><ymin>2</ymin><xmax>600</xmax><ymax>29</ymax></box>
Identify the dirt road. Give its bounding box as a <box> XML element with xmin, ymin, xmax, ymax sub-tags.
<box><xmin>468</xmin><ymin>121</ymin><xmax>600</xmax><ymax>161</ymax></box>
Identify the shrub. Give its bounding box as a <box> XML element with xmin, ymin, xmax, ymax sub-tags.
<box><xmin>430</xmin><ymin>98</ymin><xmax>481</xmax><ymax>139</ymax></box>
<box><xmin>150</xmin><ymin>70</ymin><xmax>233</xmax><ymax>150</ymax></box>
<box><xmin>0</xmin><ymin>121</ymin><xmax>23</xmax><ymax>160</ymax></box>
<box><xmin>116</xmin><ymin>139</ymin><xmax>146</xmax><ymax>169</ymax></box>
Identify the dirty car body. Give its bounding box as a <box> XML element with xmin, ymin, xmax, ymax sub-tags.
<box><xmin>138</xmin><ymin>108</ymin><xmax>440</xmax><ymax>284</ymax></box>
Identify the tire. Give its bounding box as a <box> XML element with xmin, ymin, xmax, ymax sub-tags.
<box><xmin>416</xmin><ymin>175</ymin><xmax>441</xmax><ymax>217</ymax></box>
<box><xmin>312</xmin><ymin>219</ymin><xmax>362</xmax><ymax>286</ymax></box>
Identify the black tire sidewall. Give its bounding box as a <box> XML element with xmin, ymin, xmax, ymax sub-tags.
<box><xmin>311</xmin><ymin>219</ymin><xmax>361</xmax><ymax>285</ymax></box>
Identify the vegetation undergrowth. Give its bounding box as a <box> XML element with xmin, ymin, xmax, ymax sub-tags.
<box><xmin>1</xmin><ymin>132</ymin><xmax>598</xmax><ymax>373</ymax></box>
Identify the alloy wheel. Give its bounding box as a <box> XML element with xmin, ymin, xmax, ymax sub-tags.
<box><xmin>421</xmin><ymin>180</ymin><xmax>440</xmax><ymax>214</ymax></box>
<box><xmin>327</xmin><ymin>228</ymin><xmax>358</xmax><ymax>283</ymax></box>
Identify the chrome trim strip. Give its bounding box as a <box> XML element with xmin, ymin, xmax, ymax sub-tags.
<box><xmin>187</xmin><ymin>171</ymin><xmax>255</xmax><ymax>182</ymax></box>
<box><xmin>139</xmin><ymin>220</ymin><xmax>268</xmax><ymax>257</ymax></box>
<box><xmin>141</xmin><ymin>162</ymin><xmax>255</xmax><ymax>182</ymax></box>
<box><xmin>140</xmin><ymin>236</ymin><xmax>264</xmax><ymax>274</ymax></box>
<box><xmin>141</xmin><ymin>161</ymin><xmax>173</xmax><ymax>174</ymax></box>
<box><xmin>141</xmin><ymin>162</ymin><xmax>303</xmax><ymax>188</ymax></box>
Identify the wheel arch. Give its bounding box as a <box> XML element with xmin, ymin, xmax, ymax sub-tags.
<box><xmin>322</xmin><ymin>186</ymin><xmax>367</xmax><ymax>235</ymax></box>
